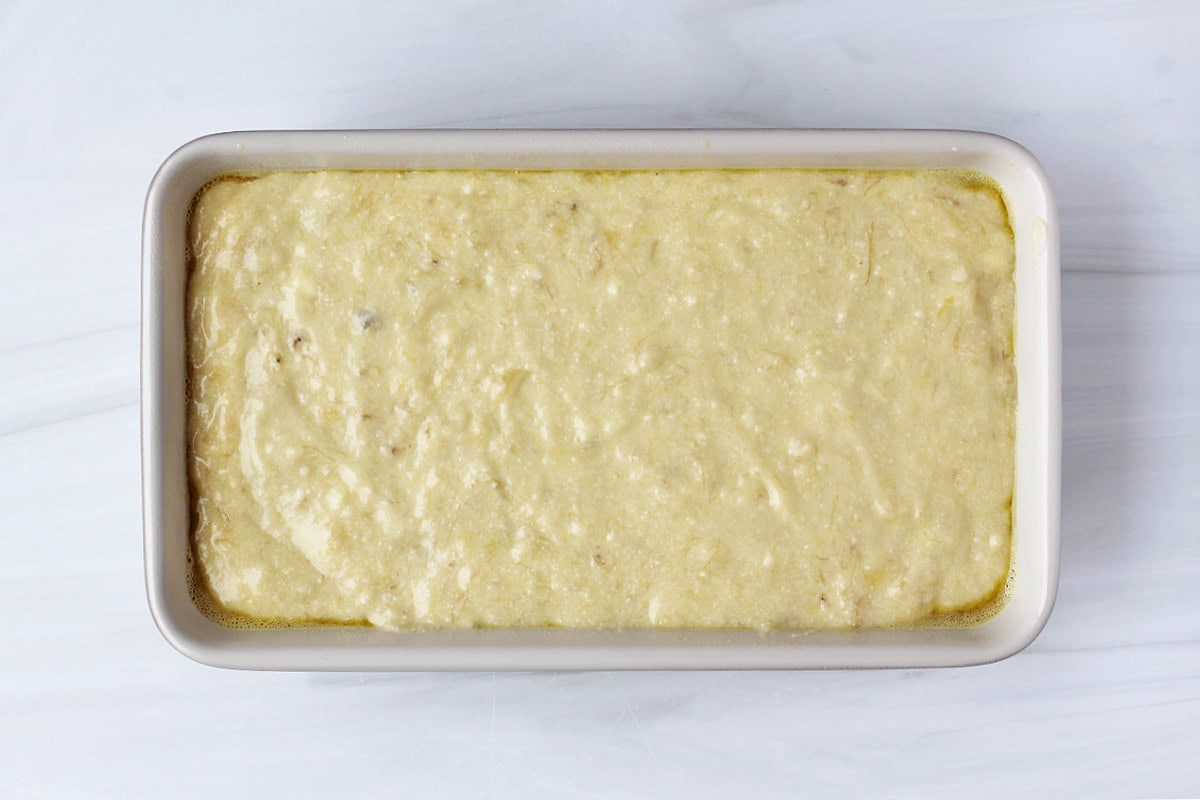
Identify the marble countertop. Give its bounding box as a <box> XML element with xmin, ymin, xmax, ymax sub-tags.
<box><xmin>1</xmin><ymin>1</ymin><xmax>1196</xmax><ymax>796</ymax></box>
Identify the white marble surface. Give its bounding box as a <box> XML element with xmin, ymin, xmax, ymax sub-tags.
<box><xmin>1</xmin><ymin>1</ymin><xmax>1197</xmax><ymax>796</ymax></box>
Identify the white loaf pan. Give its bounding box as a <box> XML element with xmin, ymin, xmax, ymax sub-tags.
<box><xmin>142</xmin><ymin>129</ymin><xmax>1060</xmax><ymax>670</ymax></box>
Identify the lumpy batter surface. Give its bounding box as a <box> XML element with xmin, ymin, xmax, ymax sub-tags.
<box><xmin>187</xmin><ymin>169</ymin><xmax>1015</xmax><ymax>630</ymax></box>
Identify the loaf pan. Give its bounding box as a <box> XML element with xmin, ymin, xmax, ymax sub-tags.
<box><xmin>141</xmin><ymin>129</ymin><xmax>1060</xmax><ymax>669</ymax></box>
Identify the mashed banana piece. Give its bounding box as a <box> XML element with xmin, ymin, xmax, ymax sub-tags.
<box><xmin>187</xmin><ymin>169</ymin><xmax>1015</xmax><ymax>630</ymax></box>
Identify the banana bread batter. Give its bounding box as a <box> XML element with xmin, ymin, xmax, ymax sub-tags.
<box><xmin>187</xmin><ymin>169</ymin><xmax>1015</xmax><ymax>630</ymax></box>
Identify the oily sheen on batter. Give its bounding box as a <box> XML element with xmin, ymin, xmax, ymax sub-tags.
<box><xmin>187</xmin><ymin>169</ymin><xmax>1015</xmax><ymax>630</ymax></box>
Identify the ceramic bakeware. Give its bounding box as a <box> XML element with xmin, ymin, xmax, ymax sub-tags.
<box><xmin>142</xmin><ymin>129</ymin><xmax>1059</xmax><ymax>670</ymax></box>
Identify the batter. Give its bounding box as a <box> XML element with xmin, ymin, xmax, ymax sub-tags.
<box><xmin>187</xmin><ymin>169</ymin><xmax>1015</xmax><ymax>630</ymax></box>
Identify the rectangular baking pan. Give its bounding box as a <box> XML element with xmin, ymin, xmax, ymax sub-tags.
<box><xmin>142</xmin><ymin>129</ymin><xmax>1060</xmax><ymax>670</ymax></box>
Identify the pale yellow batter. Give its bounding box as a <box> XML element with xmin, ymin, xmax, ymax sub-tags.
<box><xmin>187</xmin><ymin>169</ymin><xmax>1015</xmax><ymax>630</ymax></box>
